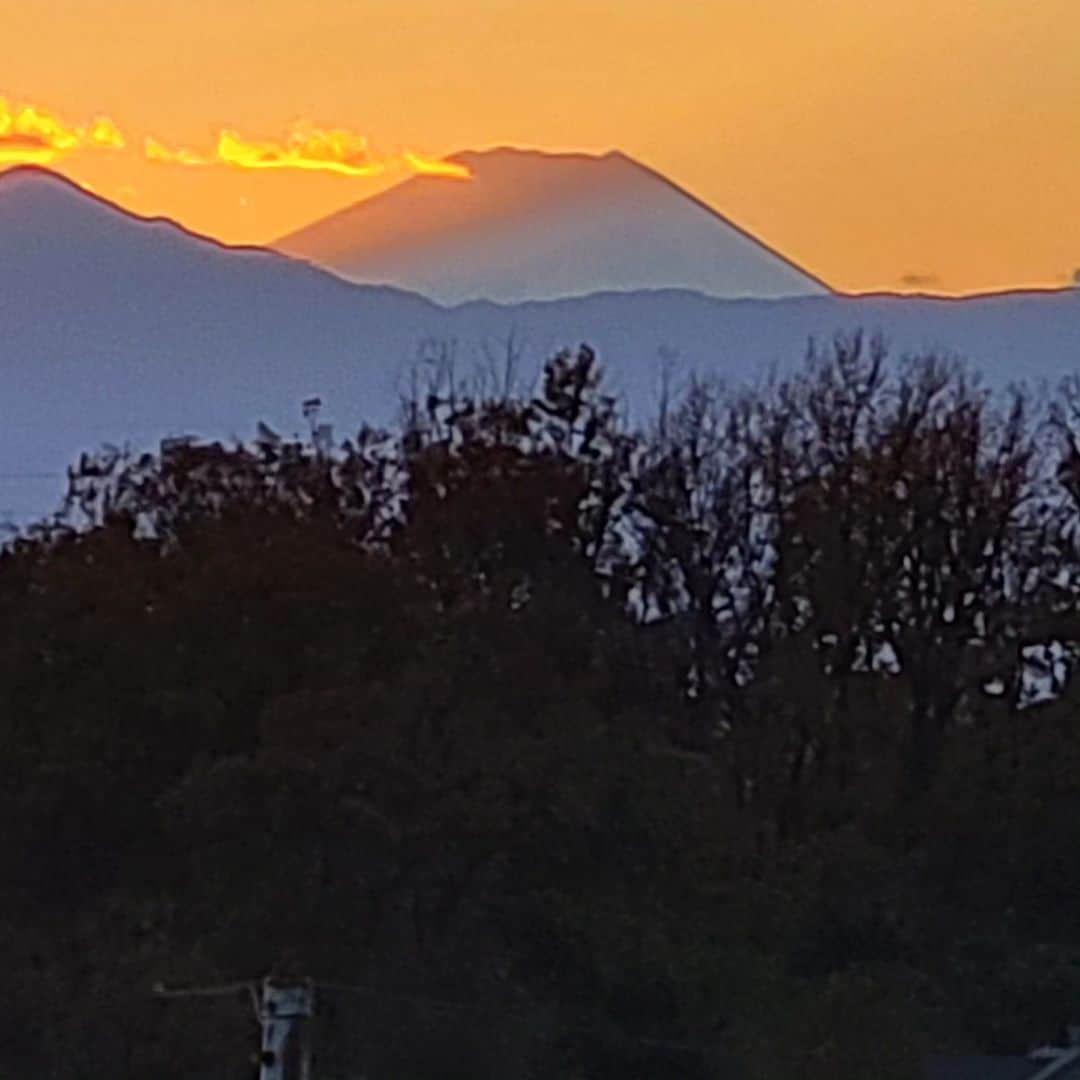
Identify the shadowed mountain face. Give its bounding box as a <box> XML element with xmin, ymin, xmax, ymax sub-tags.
<box><xmin>2</xmin><ymin>165</ymin><xmax>1079</xmax><ymax>528</ymax></box>
<box><xmin>0</xmin><ymin>167</ymin><xmax>441</xmax><ymax>526</ymax></box>
<box><xmin>274</xmin><ymin>147</ymin><xmax>831</xmax><ymax>304</ymax></box>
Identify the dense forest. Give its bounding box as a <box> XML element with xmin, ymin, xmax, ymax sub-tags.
<box><xmin>7</xmin><ymin>335</ymin><xmax>1080</xmax><ymax>1078</ymax></box>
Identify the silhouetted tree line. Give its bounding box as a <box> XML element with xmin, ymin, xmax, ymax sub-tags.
<box><xmin>6</xmin><ymin>334</ymin><xmax>1080</xmax><ymax>1078</ymax></box>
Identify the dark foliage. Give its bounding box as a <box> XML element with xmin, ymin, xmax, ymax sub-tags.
<box><xmin>5</xmin><ymin>338</ymin><xmax>1080</xmax><ymax>1077</ymax></box>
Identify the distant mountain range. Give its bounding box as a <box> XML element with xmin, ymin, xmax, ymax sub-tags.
<box><xmin>275</xmin><ymin>147</ymin><xmax>831</xmax><ymax>305</ymax></box>
<box><xmin>1</xmin><ymin>164</ymin><xmax>1078</xmax><ymax>528</ymax></box>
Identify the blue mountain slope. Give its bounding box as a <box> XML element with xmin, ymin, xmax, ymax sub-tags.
<box><xmin>2</xmin><ymin>167</ymin><xmax>1078</xmax><ymax>527</ymax></box>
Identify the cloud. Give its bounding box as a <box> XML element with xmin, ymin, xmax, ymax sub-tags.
<box><xmin>143</xmin><ymin>122</ymin><xmax>472</xmax><ymax>180</ymax></box>
<box><xmin>0</xmin><ymin>132</ymin><xmax>55</xmax><ymax>166</ymax></box>
<box><xmin>144</xmin><ymin>136</ymin><xmax>211</xmax><ymax>167</ymax></box>
<box><xmin>216</xmin><ymin>126</ymin><xmax>385</xmax><ymax>177</ymax></box>
<box><xmin>0</xmin><ymin>94</ymin><xmax>469</xmax><ymax>182</ymax></box>
<box><xmin>0</xmin><ymin>99</ymin><xmax>124</xmax><ymax>165</ymax></box>
<box><xmin>403</xmin><ymin>151</ymin><xmax>471</xmax><ymax>179</ymax></box>
<box><xmin>87</xmin><ymin>117</ymin><xmax>124</xmax><ymax>149</ymax></box>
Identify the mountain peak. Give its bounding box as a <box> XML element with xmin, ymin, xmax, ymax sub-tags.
<box><xmin>0</xmin><ymin>165</ymin><xmax>146</xmax><ymax>252</ymax></box>
<box><xmin>441</xmin><ymin>146</ymin><xmax>647</xmax><ymax>195</ymax></box>
<box><xmin>447</xmin><ymin>145</ymin><xmax>625</xmax><ymax>167</ymax></box>
<box><xmin>0</xmin><ymin>164</ymin><xmax>284</xmax><ymax>264</ymax></box>
<box><xmin>0</xmin><ymin>164</ymin><xmax>99</xmax><ymax>203</ymax></box>
<box><xmin>0</xmin><ymin>163</ymin><xmax>79</xmax><ymax>185</ymax></box>
<box><xmin>275</xmin><ymin>146</ymin><xmax>829</xmax><ymax>305</ymax></box>
<box><xmin>0</xmin><ymin>164</ymin><xmax>164</xmax><ymax>238</ymax></box>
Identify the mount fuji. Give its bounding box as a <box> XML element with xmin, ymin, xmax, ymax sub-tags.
<box><xmin>274</xmin><ymin>147</ymin><xmax>831</xmax><ymax>305</ymax></box>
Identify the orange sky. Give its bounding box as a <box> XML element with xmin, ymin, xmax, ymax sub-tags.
<box><xmin>3</xmin><ymin>0</ymin><xmax>1078</xmax><ymax>294</ymax></box>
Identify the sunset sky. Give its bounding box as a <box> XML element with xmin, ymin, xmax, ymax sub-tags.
<box><xmin>3</xmin><ymin>0</ymin><xmax>1078</xmax><ymax>294</ymax></box>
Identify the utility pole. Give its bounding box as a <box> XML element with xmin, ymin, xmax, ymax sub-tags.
<box><xmin>153</xmin><ymin>974</ymin><xmax>314</xmax><ymax>1080</ymax></box>
<box><xmin>257</xmin><ymin>977</ymin><xmax>314</xmax><ymax>1080</ymax></box>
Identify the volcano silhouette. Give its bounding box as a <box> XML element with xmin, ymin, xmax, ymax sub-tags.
<box><xmin>275</xmin><ymin>147</ymin><xmax>831</xmax><ymax>305</ymax></box>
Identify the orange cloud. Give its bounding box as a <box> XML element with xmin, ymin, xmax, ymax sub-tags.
<box><xmin>144</xmin><ymin>136</ymin><xmax>211</xmax><ymax>167</ymax></box>
<box><xmin>143</xmin><ymin>121</ymin><xmax>469</xmax><ymax>181</ymax></box>
<box><xmin>87</xmin><ymin>116</ymin><xmax>125</xmax><ymax>149</ymax></box>
<box><xmin>0</xmin><ymin>99</ymin><xmax>124</xmax><ymax>164</ymax></box>
<box><xmin>403</xmin><ymin>151</ymin><xmax>471</xmax><ymax>179</ymax></box>
<box><xmin>216</xmin><ymin>125</ymin><xmax>385</xmax><ymax>177</ymax></box>
<box><xmin>0</xmin><ymin>96</ymin><xmax>465</xmax><ymax>185</ymax></box>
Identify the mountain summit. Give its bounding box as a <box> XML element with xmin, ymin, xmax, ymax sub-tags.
<box><xmin>274</xmin><ymin>147</ymin><xmax>830</xmax><ymax>304</ymax></box>
<box><xmin>0</xmin><ymin>164</ymin><xmax>280</xmax><ymax>268</ymax></box>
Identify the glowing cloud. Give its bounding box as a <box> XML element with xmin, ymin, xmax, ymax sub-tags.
<box><xmin>0</xmin><ymin>138</ymin><xmax>55</xmax><ymax>166</ymax></box>
<box><xmin>0</xmin><ymin>99</ymin><xmax>124</xmax><ymax>164</ymax></box>
<box><xmin>403</xmin><ymin>151</ymin><xmax>472</xmax><ymax>179</ymax></box>
<box><xmin>0</xmin><ymin>99</ymin><xmax>470</xmax><ymax>184</ymax></box>
<box><xmin>216</xmin><ymin>126</ymin><xmax>385</xmax><ymax>177</ymax></box>
<box><xmin>142</xmin><ymin>121</ymin><xmax>470</xmax><ymax>181</ymax></box>
<box><xmin>144</xmin><ymin>136</ymin><xmax>211</xmax><ymax>167</ymax></box>
<box><xmin>88</xmin><ymin>116</ymin><xmax>125</xmax><ymax>149</ymax></box>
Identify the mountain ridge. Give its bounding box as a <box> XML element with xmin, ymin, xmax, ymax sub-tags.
<box><xmin>0</xmin><ymin>165</ymin><xmax>279</xmax><ymax>259</ymax></box>
<box><xmin>2</xmin><ymin>164</ymin><xmax>1079</xmax><ymax>529</ymax></box>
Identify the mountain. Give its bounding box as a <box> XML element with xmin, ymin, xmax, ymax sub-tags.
<box><xmin>274</xmin><ymin>147</ymin><xmax>831</xmax><ymax>304</ymax></box>
<box><xmin>0</xmin><ymin>166</ymin><xmax>439</xmax><ymax>526</ymax></box>
<box><xmin>2</xmin><ymin>166</ymin><xmax>1079</xmax><ymax>529</ymax></box>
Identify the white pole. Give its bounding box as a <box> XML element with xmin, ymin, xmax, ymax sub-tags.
<box><xmin>258</xmin><ymin>978</ymin><xmax>314</xmax><ymax>1080</ymax></box>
